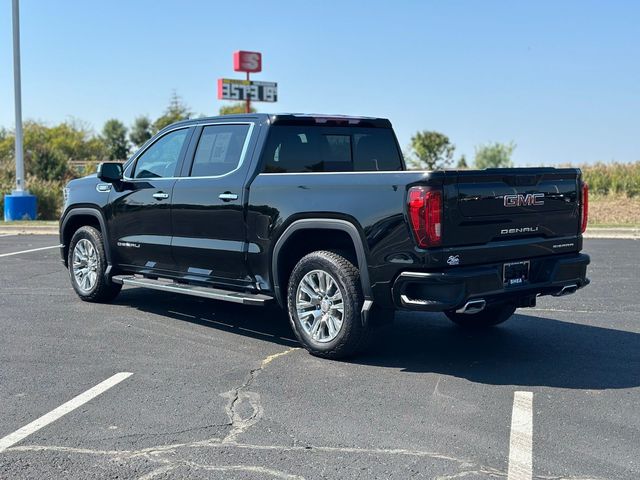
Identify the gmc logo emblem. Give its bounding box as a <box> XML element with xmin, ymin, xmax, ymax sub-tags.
<box><xmin>503</xmin><ymin>193</ymin><xmax>545</xmax><ymax>207</ymax></box>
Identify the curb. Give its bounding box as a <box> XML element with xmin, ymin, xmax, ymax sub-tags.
<box><xmin>583</xmin><ymin>228</ymin><xmax>639</xmax><ymax>240</ymax></box>
<box><xmin>0</xmin><ymin>226</ymin><xmax>58</xmax><ymax>235</ymax></box>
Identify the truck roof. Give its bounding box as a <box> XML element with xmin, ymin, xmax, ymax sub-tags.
<box><xmin>168</xmin><ymin>113</ymin><xmax>392</xmax><ymax>129</ymax></box>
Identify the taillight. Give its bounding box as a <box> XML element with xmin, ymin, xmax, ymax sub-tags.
<box><xmin>408</xmin><ymin>186</ymin><xmax>442</xmax><ymax>248</ymax></box>
<box><xmin>580</xmin><ymin>182</ymin><xmax>589</xmax><ymax>234</ymax></box>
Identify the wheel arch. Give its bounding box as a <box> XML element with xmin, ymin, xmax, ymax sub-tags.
<box><xmin>271</xmin><ymin>218</ymin><xmax>372</xmax><ymax>307</ymax></box>
<box><xmin>60</xmin><ymin>207</ymin><xmax>111</xmax><ymax>268</ymax></box>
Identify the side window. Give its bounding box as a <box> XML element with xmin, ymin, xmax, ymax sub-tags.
<box><xmin>262</xmin><ymin>127</ymin><xmax>320</xmax><ymax>173</ymax></box>
<box><xmin>190</xmin><ymin>124</ymin><xmax>250</xmax><ymax>177</ymax></box>
<box><xmin>133</xmin><ymin>128</ymin><xmax>189</xmax><ymax>179</ymax></box>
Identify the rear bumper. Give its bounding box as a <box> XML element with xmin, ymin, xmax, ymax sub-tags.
<box><xmin>392</xmin><ymin>253</ymin><xmax>590</xmax><ymax>311</ymax></box>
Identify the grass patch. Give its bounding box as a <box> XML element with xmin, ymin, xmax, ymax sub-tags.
<box><xmin>589</xmin><ymin>195</ymin><xmax>640</xmax><ymax>226</ymax></box>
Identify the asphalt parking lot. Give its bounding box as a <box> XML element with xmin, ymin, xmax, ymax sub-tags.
<box><xmin>0</xmin><ymin>234</ymin><xmax>638</xmax><ymax>479</ymax></box>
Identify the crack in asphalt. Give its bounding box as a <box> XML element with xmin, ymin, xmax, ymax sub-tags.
<box><xmin>3</xmin><ymin>345</ymin><xmax>595</xmax><ymax>480</ymax></box>
<box><xmin>221</xmin><ymin>347</ymin><xmax>299</xmax><ymax>444</ymax></box>
<box><xmin>138</xmin><ymin>460</ymin><xmax>307</xmax><ymax>480</ymax></box>
<box><xmin>90</xmin><ymin>422</ymin><xmax>230</xmax><ymax>442</ymax></box>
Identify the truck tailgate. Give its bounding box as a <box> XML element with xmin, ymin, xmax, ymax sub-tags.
<box><xmin>444</xmin><ymin>168</ymin><xmax>581</xmax><ymax>247</ymax></box>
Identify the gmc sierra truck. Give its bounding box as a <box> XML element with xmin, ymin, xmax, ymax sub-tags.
<box><xmin>60</xmin><ymin>113</ymin><xmax>590</xmax><ymax>358</ymax></box>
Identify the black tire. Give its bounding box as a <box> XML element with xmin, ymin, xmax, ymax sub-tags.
<box><xmin>67</xmin><ymin>226</ymin><xmax>122</xmax><ymax>303</ymax></box>
<box><xmin>445</xmin><ymin>302</ymin><xmax>516</xmax><ymax>328</ymax></box>
<box><xmin>287</xmin><ymin>250</ymin><xmax>370</xmax><ymax>359</ymax></box>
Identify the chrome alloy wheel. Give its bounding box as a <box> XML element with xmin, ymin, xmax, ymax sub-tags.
<box><xmin>296</xmin><ymin>269</ymin><xmax>344</xmax><ymax>343</ymax></box>
<box><xmin>72</xmin><ymin>239</ymin><xmax>99</xmax><ymax>293</ymax></box>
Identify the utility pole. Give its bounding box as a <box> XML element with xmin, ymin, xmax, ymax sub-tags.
<box><xmin>12</xmin><ymin>0</ymin><xmax>25</xmax><ymax>194</ymax></box>
<box><xmin>4</xmin><ymin>0</ymin><xmax>36</xmax><ymax>221</ymax></box>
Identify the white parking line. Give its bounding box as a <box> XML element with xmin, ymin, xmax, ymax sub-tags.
<box><xmin>0</xmin><ymin>234</ymin><xmax>18</xmax><ymax>237</ymax></box>
<box><xmin>507</xmin><ymin>391</ymin><xmax>533</xmax><ymax>480</ymax></box>
<box><xmin>0</xmin><ymin>372</ymin><xmax>133</xmax><ymax>453</ymax></box>
<box><xmin>0</xmin><ymin>245</ymin><xmax>60</xmax><ymax>258</ymax></box>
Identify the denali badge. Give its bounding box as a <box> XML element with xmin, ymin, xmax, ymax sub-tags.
<box><xmin>117</xmin><ymin>241</ymin><xmax>140</xmax><ymax>248</ymax></box>
<box><xmin>500</xmin><ymin>227</ymin><xmax>539</xmax><ymax>235</ymax></box>
<box><xmin>503</xmin><ymin>193</ymin><xmax>544</xmax><ymax>207</ymax></box>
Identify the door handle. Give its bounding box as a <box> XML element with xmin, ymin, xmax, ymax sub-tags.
<box><xmin>218</xmin><ymin>192</ymin><xmax>238</xmax><ymax>201</ymax></box>
<box><xmin>152</xmin><ymin>192</ymin><xmax>170</xmax><ymax>200</ymax></box>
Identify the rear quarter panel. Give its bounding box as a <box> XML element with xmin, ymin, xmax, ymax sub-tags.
<box><xmin>246</xmin><ymin>171</ymin><xmax>440</xmax><ymax>299</ymax></box>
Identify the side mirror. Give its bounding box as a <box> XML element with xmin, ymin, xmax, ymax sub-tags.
<box><xmin>97</xmin><ymin>162</ymin><xmax>123</xmax><ymax>183</ymax></box>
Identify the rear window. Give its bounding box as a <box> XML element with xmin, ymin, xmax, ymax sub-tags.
<box><xmin>261</xmin><ymin>126</ymin><xmax>403</xmax><ymax>173</ymax></box>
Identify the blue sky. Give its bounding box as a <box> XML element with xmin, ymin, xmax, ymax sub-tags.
<box><xmin>0</xmin><ymin>0</ymin><xmax>638</xmax><ymax>165</ymax></box>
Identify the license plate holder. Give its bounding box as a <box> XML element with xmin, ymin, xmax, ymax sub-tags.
<box><xmin>503</xmin><ymin>260</ymin><xmax>530</xmax><ymax>287</ymax></box>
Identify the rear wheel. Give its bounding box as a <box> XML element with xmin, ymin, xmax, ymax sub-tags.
<box><xmin>287</xmin><ymin>250</ymin><xmax>370</xmax><ymax>359</ymax></box>
<box><xmin>68</xmin><ymin>226</ymin><xmax>121</xmax><ymax>303</ymax></box>
<box><xmin>445</xmin><ymin>302</ymin><xmax>516</xmax><ymax>328</ymax></box>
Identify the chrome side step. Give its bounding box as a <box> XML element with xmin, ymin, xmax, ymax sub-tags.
<box><xmin>112</xmin><ymin>275</ymin><xmax>273</xmax><ymax>306</ymax></box>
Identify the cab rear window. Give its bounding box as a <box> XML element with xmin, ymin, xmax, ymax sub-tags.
<box><xmin>261</xmin><ymin>126</ymin><xmax>403</xmax><ymax>173</ymax></box>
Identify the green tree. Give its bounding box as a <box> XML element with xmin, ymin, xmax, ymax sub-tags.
<box><xmin>219</xmin><ymin>102</ymin><xmax>257</xmax><ymax>115</ymax></box>
<box><xmin>28</xmin><ymin>122</ymin><xmax>105</xmax><ymax>180</ymax></box>
<box><xmin>29</xmin><ymin>145</ymin><xmax>68</xmax><ymax>181</ymax></box>
<box><xmin>474</xmin><ymin>142</ymin><xmax>516</xmax><ymax>169</ymax></box>
<box><xmin>406</xmin><ymin>131</ymin><xmax>455</xmax><ymax>170</ymax></box>
<box><xmin>0</xmin><ymin>120</ymin><xmax>111</xmax><ymax>218</ymax></box>
<box><xmin>43</xmin><ymin>121</ymin><xmax>107</xmax><ymax>165</ymax></box>
<box><xmin>153</xmin><ymin>91</ymin><xmax>192</xmax><ymax>132</ymax></box>
<box><xmin>102</xmin><ymin>119</ymin><xmax>129</xmax><ymax>160</ymax></box>
<box><xmin>129</xmin><ymin>116</ymin><xmax>152</xmax><ymax>148</ymax></box>
<box><xmin>456</xmin><ymin>155</ymin><xmax>468</xmax><ymax>169</ymax></box>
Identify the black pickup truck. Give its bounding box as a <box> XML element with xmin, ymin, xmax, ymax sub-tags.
<box><xmin>60</xmin><ymin>113</ymin><xmax>590</xmax><ymax>358</ymax></box>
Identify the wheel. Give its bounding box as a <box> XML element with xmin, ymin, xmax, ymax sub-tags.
<box><xmin>287</xmin><ymin>250</ymin><xmax>370</xmax><ymax>359</ymax></box>
<box><xmin>445</xmin><ymin>302</ymin><xmax>516</xmax><ymax>328</ymax></box>
<box><xmin>68</xmin><ymin>226</ymin><xmax>122</xmax><ymax>303</ymax></box>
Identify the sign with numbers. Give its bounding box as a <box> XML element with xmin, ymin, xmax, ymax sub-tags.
<box><xmin>217</xmin><ymin>79</ymin><xmax>278</xmax><ymax>102</ymax></box>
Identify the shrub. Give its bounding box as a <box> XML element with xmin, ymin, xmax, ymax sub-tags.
<box><xmin>25</xmin><ymin>176</ymin><xmax>66</xmax><ymax>220</ymax></box>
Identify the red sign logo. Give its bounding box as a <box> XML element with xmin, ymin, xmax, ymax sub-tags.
<box><xmin>233</xmin><ymin>51</ymin><xmax>262</xmax><ymax>73</ymax></box>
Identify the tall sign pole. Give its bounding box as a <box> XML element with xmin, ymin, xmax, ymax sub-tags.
<box><xmin>12</xmin><ymin>0</ymin><xmax>25</xmax><ymax>194</ymax></box>
<box><xmin>246</xmin><ymin>71</ymin><xmax>251</xmax><ymax>114</ymax></box>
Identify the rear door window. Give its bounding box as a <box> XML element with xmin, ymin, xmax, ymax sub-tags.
<box><xmin>261</xmin><ymin>126</ymin><xmax>402</xmax><ymax>173</ymax></box>
<box><xmin>190</xmin><ymin>124</ymin><xmax>250</xmax><ymax>177</ymax></box>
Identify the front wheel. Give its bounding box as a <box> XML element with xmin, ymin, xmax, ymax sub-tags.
<box><xmin>287</xmin><ymin>250</ymin><xmax>370</xmax><ymax>359</ymax></box>
<box><xmin>68</xmin><ymin>226</ymin><xmax>122</xmax><ymax>303</ymax></box>
<box><xmin>445</xmin><ymin>302</ymin><xmax>516</xmax><ymax>328</ymax></box>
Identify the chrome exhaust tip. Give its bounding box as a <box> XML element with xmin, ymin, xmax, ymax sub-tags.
<box><xmin>553</xmin><ymin>284</ymin><xmax>578</xmax><ymax>297</ymax></box>
<box><xmin>455</xmin><ymin>299</ymin><xmax>487</xmax><ymax>315</ymax></box>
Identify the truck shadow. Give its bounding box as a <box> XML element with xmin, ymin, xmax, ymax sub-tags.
<box><xmin>114</xmin><ymin>288</ymin><xmax>299</xmax><ymax>348</ymax></box>
<box><xmin>115</xmin><ymin>289</ymin><xmax>640</xmax><ymax>390</ymax></box>
<box><xmin>359</xmin><ymin>311</ymin><xmax>640</xmax><ymax>390</ymax></box>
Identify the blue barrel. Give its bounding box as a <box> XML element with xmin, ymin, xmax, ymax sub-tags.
<box><xmin>3</xmin><ymin>193</ymin><xmax>37</xmax><ymax>221</ymax></box>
